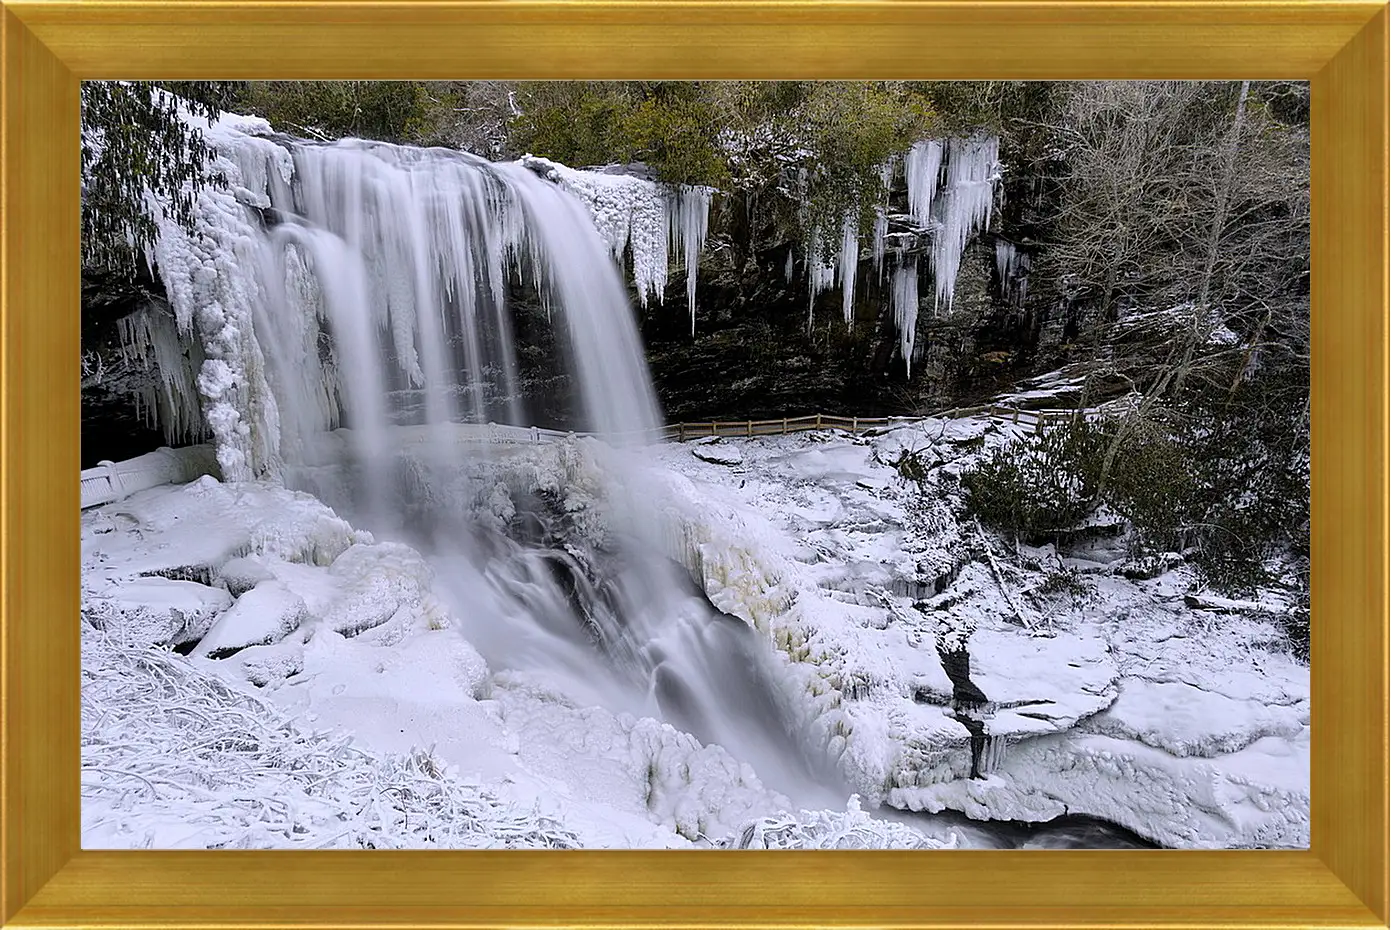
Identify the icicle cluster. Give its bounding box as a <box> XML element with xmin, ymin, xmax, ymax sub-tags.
<box><xmin>837</xmin><ymin>213</ymin><xmax>859</xmax><ymax>325</ymax></box>
<box><xmin>526</xmin><ymin>158</ymin><xmax>713</xmax><ymax>334</ymax></box>
<box><xmin>115</xmin><ymin>305</ymin><xmax>206</xmax><ymax>446</ymax></box>
<box><xmin>801</xmin><ymin>136</ymin><xmax>999</xmax><ymax>359</ymax></box>
<box><xmin>928</xmin><ymin>137</ymin><xmax>1000</xmax><ymax>309</ymax></box>
<box><xmin>994</xmin><ymin>238</ymin><xmax>1031</xmax><ymax>307</ymax></box>
<box><xmin>145</xmin><ymin>126</ymin><xmax>285</xmax><ymax>482</ymax></box>
<box><xmin>904</xmin><ymin>140</ymin><xmax>943</xmax><ymax>228</ymax></box>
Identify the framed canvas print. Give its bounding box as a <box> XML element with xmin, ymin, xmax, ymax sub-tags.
<box><xmin>2</xmin><ymin>1</ymin><xmax>1387</xmax><ymax>928</ymax></box>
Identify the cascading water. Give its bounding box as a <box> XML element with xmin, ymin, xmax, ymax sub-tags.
<box><xmin>143</xmin><ymin>112</ymin><xmax>841</xmax><ymax>809</ymax></box>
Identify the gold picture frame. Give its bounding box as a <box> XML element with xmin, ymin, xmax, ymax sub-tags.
<box><xmin>2</xmin><ymin>2</ymin><xmax>1386</xmax><ymax>926</ymax></box>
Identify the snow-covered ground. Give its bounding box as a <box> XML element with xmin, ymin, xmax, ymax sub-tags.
<box><xmin>81</xmin><ymin>415</ymin><xmax>1308</xmax><ymax>850</ymax></box>
<box><xmin>81</xmin><ymin>473</ymin><xmax>956</xmax><ymax>849</ymax></box>
<box><xmin>636</xmin><ymin>418</ymin><xmax>1309</xmax><ymax>849</ymax></box>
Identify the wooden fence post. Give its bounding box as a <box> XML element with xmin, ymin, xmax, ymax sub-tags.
<box><xmin>816</xmin><ymin>413</ymin><xmax>823</xmax><ymax>429</ymax></box>
<box><xmin>782</xmin><ymin>418</ymin><xmax>788</xmax><ymax>435</ymax></box>
<box><xmin>852</xmin><ymin>416</ymin><xmax>858</xmax><ymax>434</ymax></box>
<box><xmin>747</xmin><ymin>420</ymin><xmax>753</xmax><ymax>438</ymax></box>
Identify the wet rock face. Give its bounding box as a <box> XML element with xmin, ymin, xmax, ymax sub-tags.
<box><xmin>638</xmin><ymin>238</ymin><xmax>1009</xmax><ymax>424</ymax></box>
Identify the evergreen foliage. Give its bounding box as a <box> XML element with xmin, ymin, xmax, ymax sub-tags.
<box><xmin>80</xmin><ymin>81</ymin><xmax>243</xmax><ymax>273</ymax></box>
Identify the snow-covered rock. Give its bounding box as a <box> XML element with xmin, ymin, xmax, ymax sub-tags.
<box><xmin>692</xmin><ymin>443</ymin><xmax>744</xmax><ymax>466</ymax></box>
<box><xmin>84</xmin><ymin>576</ymin><xmax>232</xmax><ymax>647</ymax></box>
<box><xmin>193</xmin><ymin>580</ymin><xmax>306</xmax><ymax>658</ymax></box>
<box><xmin>633</xmin><ymin>421</ymin><xmax>1309</xmax><ymax>848</ymax></box>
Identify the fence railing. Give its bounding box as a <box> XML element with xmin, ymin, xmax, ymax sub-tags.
<box><xmin>660</xmin><ymin>401</ymin><xmax>1126</xmax><ymax>441</ymax></box>
<box><xmin>80</xmin><ymin>445</ymin><xmax>221</xmax><ymax>510</ymax></box>
<box><xmin>81</xmin><ymin>400</ymin><xmax>1133</xmax><ymax>508</ymax></box>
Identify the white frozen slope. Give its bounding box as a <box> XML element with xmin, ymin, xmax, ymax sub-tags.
<box><xmin>635</xmin><ymin>419</ymin><xmax>1309</xmax><ymax>849</ymax></box>
<box><xmin>81</xmin><ymin>474</ymin><xmax>961</xmax><ymax>849</ymax></box>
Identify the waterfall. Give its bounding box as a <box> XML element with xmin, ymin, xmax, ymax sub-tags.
<box><xmin>146</xmin><ymin>115</ymin><xmax>664</xmax><ymax>482</ymax></box>
<box><xmin>520</xmin><ymin>157</ymin><xmax>713</xmax><ymax>335</ymax></box>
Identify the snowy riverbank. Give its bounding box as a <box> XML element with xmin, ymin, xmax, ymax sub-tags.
<box><xmin>639</xmin><ymin>417</ymin><xmax>1309</xmax><ymax>849</ymax></box>
<box><xmin>80</xmin><ymin>474</ymin><xmax>954</xmax><ymax>849</ymax></box>
<box><xmin>81</xmin><ymin>416</ymin><xmax>1308</xmax><ymax>849</ymax></box>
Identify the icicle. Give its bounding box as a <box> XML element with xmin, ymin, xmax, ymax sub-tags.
<box><xmin>671</xmin><ymin>186</ymin><xmax>712</xmax><ymax>335</ymax></box>
<box><xmin>805</xmin><ymin>227</ymin><xmax>837</xmax><ymax>329</ymax></box>
<box><xmin>115</xmin><ymin>305</ymin><xmax>206</xmax><ymax>444</ymax></box>
<box><xmin>904</xmin><ymin>140</ymin><xmax>943</xmax><ymax>229</ymax></box>
<box><xmin>871</xmin><ymin>208</ymin><xmax>889</xmax><ymax>280</ymax></box>
<box><xmin>890</xmin><ymin>259</ymin><xmax>920</xmax><ymax>378</ymax></box>
<box><xmin>994</xmin><ymin>238</ymin><xmax>1031</xmax><ymax>308</ymax></box>
<box><xmin>784</xmin><ymin>248</ymin><xmax>795</xmax><ymax>283</ymax></box>
<box><xmin>928</xmin><ymin>137</ymin><xmax>1000</xmax><ymax>310</ymax></box>
<box><xmin>838</xmin><ymin>212</ymin><xmax>859</xmax><ymax>326</ymax></box>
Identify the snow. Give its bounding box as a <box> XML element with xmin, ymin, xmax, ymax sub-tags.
<box><xmin>692</xmin><ymin>442</ymin><xmax>744</xmax><ymax>466</ymax></box>
<box><xmin>82</xmin><ymin>478</ymin><xmax>952</xmax><ymax>850</ymax></box>
<box><xmin>81</xmin><ymin>420</ymin><xmax>1307</xmax><ymax>848</ymax></box>
<box><xmin>192</xmin><ymin>580</ymin><xmax>306</xmax><ymax>658</ymax></box>
<box><xmin>639</xmin><ymin>418</ymin><xmax>1308</xmax><ymax>848</ymax></box>
<box><xmin>84</xmin><ymin>576</ymin><xmax>232</xmax><ymax>647</ymax></box>
<box><xmin>1083</xmin><ymin>679</ymin><xmax>1306</xmax><ymax>758</ymax></box>
<box><xmin>82</xmin><ymin>629</ymin><xmax>587</xmax><ymax>850</ymax></box>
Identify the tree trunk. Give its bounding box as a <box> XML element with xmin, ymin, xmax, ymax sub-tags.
<box><xmin>1175</xmin><ymin>80</ymin><xmax>1250</xmax><ymax>394</ymax></box>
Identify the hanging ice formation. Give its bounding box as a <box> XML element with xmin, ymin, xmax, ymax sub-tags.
<box><xmin>114</xmin><ymin>304</ymin><xmax>207</xmax><ymax>445</ymax></box>
<box><xmin>803</xmin><ymin>209</ymin><xmax>863</xmax><ymax>330</ymax></box>
<box><xmin>904</xmin><ymin>140</ymin><xmax>943</xmax><ymax>229</ymax></box>
<box><xmin>806</xmin><ymin>137</ymin><xmax>999</xmax><ymax>354</ymax></box>
<box><xmin>927</xmin><ymin>137</ymin><xmax>1000</xmax><ymax>310</ymax></box>
<box><xmin>144</xmin><ymin>114</ymin><xmax>663</xmax><ymax>482</ymax></box>
<box><xmin>890</xmin><ymin>260</ymin><xmax>921</xmax><ymax>378</ymax></box>
<box><xmin>805</xmin><ymin>227</ymin><xmax>839</xmax><ymax>327</ymax></box>
<box><xmin>837</xmin><ymin>213</ymin><xmax>859</xmax><ymax>325</ymax></box>
<box><xmin>521</xmin><ymin>157</ymin><xmax>713</xmax><ymax>335</ymax></box>
<box><xmin>871</xmin><ymin>158</ymin><xmax>895</xmax><ymax>280</ymax></box>
<box><xmin>994</xmin><ymin>238</ymin><xmax>1031</xmax><ymax>308</ymax></box>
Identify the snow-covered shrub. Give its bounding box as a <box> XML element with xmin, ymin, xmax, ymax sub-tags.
<box><xmin>82</xmin><ymin>630</ymin><xmax>581</xmax><ymax>849</ymax></box>
<box><xmin>960</xmin><ymin>418</ymin><xmax>1107</xmax><ymax>539</ymax></box>
<box><xmin>1105</xmin><ymin>418</ymin><xmax>1197</xmax><ymax>558</ymax></box>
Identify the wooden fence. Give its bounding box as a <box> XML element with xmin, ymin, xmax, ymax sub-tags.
<box><xmin>661</xmin><ymin>402</ymin><xmax>1122</xmax><ymax>442</ymax></box>
<box><xmin>81</xmin><ymin>401</ymin><xmax>1132</xmax><ymax>508</ymax></box>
